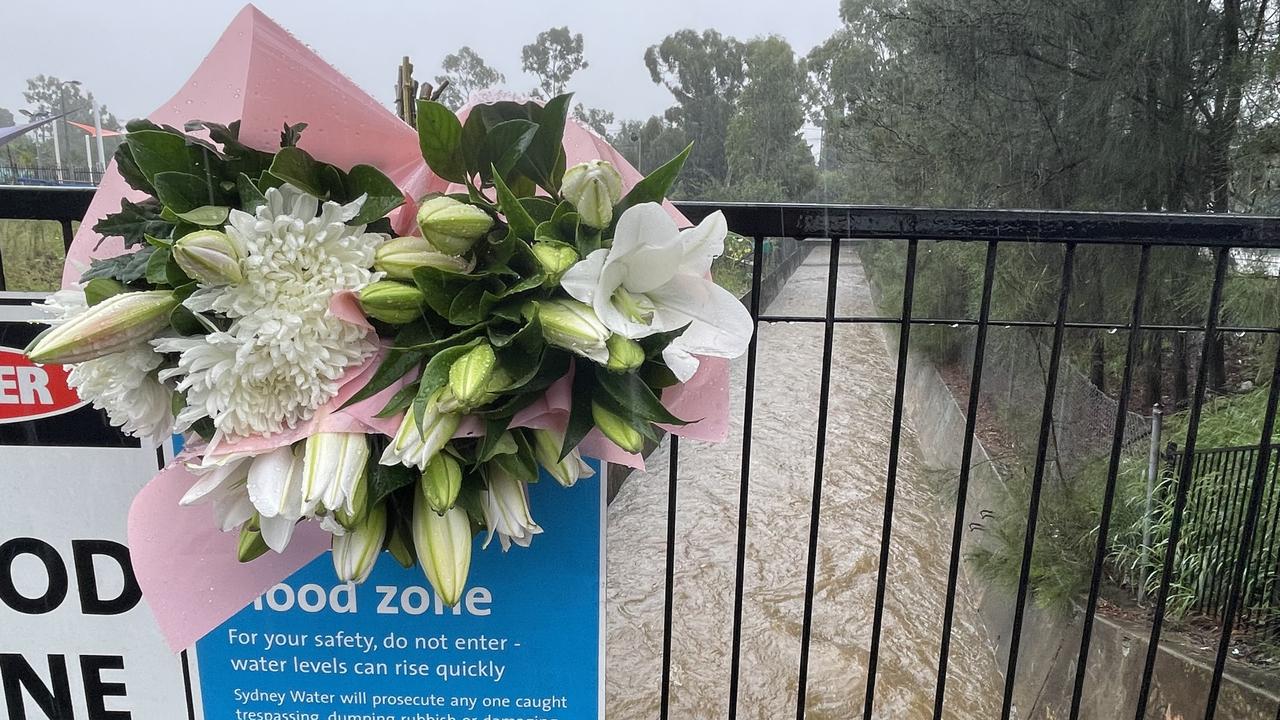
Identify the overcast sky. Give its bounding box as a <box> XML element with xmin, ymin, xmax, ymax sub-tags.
<box><xmin>2</xmin><ymin>0</ymin><xmax>840</xmax><ymax>130</ymax></box>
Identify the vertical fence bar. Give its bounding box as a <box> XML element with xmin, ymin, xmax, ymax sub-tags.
<box><xmin>726</xmin><ymin>235</ymin><xmax>767</xmax><ymax>720</ymax></box>
<box><xmin>861</xmin><ymin>238</ymin><xmax>918</xmax><ymax>719</ymax></box>
<box><xmin>795</xmin><ymin>238</ymin><xmax>842</xmax><ymax>720</ymax></box>
<box><xmin>931</xmin><ymin>240</ymin><xmax>999</xmax><ymax>719</ymax></box>
<box><xmin>1134</xmin><ymin>247</ymin><xmax>1231</xmax><ymax>720</ymax></box>
<box><xmin>999</xmin><ymin>242</ymin><xmax>1076</xmax><ymax>720</ymax></box>
<box><xmin>1254</xmin><ymin>451</ymin><xmax>1280</xmax><ymax>626</ymax></box>
<box><xmin>659</xmin><ymin>435</ymin><xmax>680</xmax><ymax>720</ymax></box>
<box><xmin>1224</xmin><ymin>449</ymin><xmax>1254</xmax><ymax>612</ymax></box>
<box><xmin>1203</xmin><ymin>341</ymin><xmax>1280</xmax><ymax>719</ymax></box>
<box><xmin>1068</xmin><ymin>244</ymin><xmax>1151</xmax><ymax>719</ymax></box>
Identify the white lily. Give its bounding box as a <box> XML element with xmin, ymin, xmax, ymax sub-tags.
<box><xmin>301</xmin><ymin>432</ymin><xmax>369</xmax><ymax>517</ymax></box>
<box><xmin>180</xmin><ymin>454</ymin><xmax>255</xmax><ymax>532</ymax></box>
<box><xmin>560</xmin><ymin>202</ymin><xmax>754</xmax><ymax>382</ymax></box>
<box><xmin>481</xmin><ymin>465</ymin><xmax>543</xmax><ymax>551</ymax></box>
<box><xmin>379</xmin><ymin>391</ymin><xmax>461</xmax><ymax>470</ymax></box>
<box><xmin>245</xmin><ymin>445</ymin><xmax>305</xmax><ymax>552</ymax></box>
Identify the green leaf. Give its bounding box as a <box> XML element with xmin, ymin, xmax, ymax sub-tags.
<box><xmin>127</xmin><ymin>129</ymin><xmax>196</xmax><ymax>182</ymax></box>
<box><xmin>113</xmin><ymin>144</ymin><xmax>154</xmax><ymax>195</ymax></box>
<box><xmin>491</xmin><ymin>168</ymin><xmax>537</xmax><ymax>240</ymax></box>
<box><xmin>480</xmin><ymin>119</ymin><xmax>538</xmax><ymax>183</ymax></box>
<box><xmin>595</xmin><ymin>369</ymin><xmax>689</xmax><ymax>425</ymax></box>
<box><xmin>346</xmin><ymin>164</ymin><xmax>405</xmax><ymax>225</ymax></box>
<box><xmin>153</xmin><ymin>172</ymin><xmax>214</xmax><ymax>213</ymax></box>
<box><xmin>417</xmin><ymin>100</ymin><xmax>468</xmax><ymax>183</ymax></box>
<box><xmin>146</xmin><ymin>246</ymin><xmax>173</xmax><ymax>285</ymax></box>
<box><xmin>80</xmin><ymin>246</ymin><xmax>156</xmax><ymax>284</ymax></box>
<box><xmin>94</xmin><ymin>199</ymin><xmax>175</xmax><ymax>247</ymax></box>
<box><xmin>175</xmin><ymin>205</ymin><xmax>230</xmax><ymax>226</ymax></box>
<box><xmin>342</xmin><ymin>350</ymin><xmax>425</xmax><ymax>409</ymax></box>
<box><xmin>522</xmin><ymin>93</ymin><xmax>572</xmax><ymax>192</ymax></box>
<box><xmin>613</xmin><ymin>143</ymin><xmax>692</xmax><ymax>222</ymax></box>
<box><xmin>376</xmin><ymin>382</ymin><xmax>419</xmax><ymax>418</ymax></box>
<box><xmin>369</xmin><ymin>462</ymin><xmax>417</xmax><ymax>508</ymax></box>
<box><xmin>169</xmin><ymin>305</ymin><xmax>208</xmax><ymax>335</ymax></box>
<box><xmin>83</xmin><ymin>278</ymin><xmax>127</xmax><ymax>306</ymax></box>
<box><xmin>476</xmin><ymin>417</ymin><xmax>515</xmax><ymax>463</ymax></box>
<box><xmin>280</xmin><ymin>122</ymin><xmax>309</xmax><ymax>148</ymax></box>
<box><xmin>561</xmin><ymin>366</ymin><xmax>597</xmax><ymax>460</ymax></box>
<box><xmin>236</xmin><ymin>173</ymin><xmax>267</xmax><ymax>212</ymax></box>
<box><xmin>267</xmin><ymin>147</ymin><xmax>326</xmax><ymax>197</ymax></box>
<box><xmin>520</xmin><ymin>197</ymin><xmax>558</xmax><ymax>224</ymax></box>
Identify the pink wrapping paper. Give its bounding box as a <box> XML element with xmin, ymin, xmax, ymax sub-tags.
<box><xmin>86</xmin><ymin>4</ymin><xmax>734</xmax><ymax>652</ymax></box>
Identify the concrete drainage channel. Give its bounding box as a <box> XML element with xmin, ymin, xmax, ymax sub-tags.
<box><xmin>861</xmin><ymin>248</ymin><xmax>1280</xmax><ymax>720</ymax></box>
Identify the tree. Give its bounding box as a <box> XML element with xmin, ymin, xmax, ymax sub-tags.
<box><xmin>0</xmin><ymin>107</ymin><xmax>14</xmax><ymax>127</ymax></box>
<box><xmin>644</xmin><ymin>29</ymin><xmax>746</xmax><ymax>192</ymax></box>
<box><xmin>521</xmin><ymin>27</ymin><xmax>588</xmax><ymax>97</ymax></box>
<box><xmin>723</xmin><ymin>36</ymin><xmax>817</xmax><ymax>201</ymax></box>
<box><xmin>22</xmin><ymin>75</ymin><xmax>123</xmax><ymax>172</ymax></box>
<box><xmin>573</xmin><ymin>104</ymin><xmax>615</xmax><ymax>136</ymax></box>
<box><xmin>614</xmin><ymin>116</ymin><xmax>690</xmax><ymax>179</ymax></box>
<box><xmin>434</xmin><ymin>47</ymin><xmax>505</xmax><ymax>109</ymax></box>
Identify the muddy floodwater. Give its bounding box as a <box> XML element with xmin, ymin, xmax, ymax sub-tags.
<box><xmin>604</xmin><ymin>244</ymin><xmax>1005</xmax><ymax>719</ymax></box>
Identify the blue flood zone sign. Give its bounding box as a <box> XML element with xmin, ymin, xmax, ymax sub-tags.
<box><xmin>194</xmin><ymin>460</ymin><xmax>603</xmax><ymax>720</ymax></box>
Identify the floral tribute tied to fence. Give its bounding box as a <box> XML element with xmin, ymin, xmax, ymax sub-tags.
<box><xmin>25</xmin><ymin>4</ymin><xmax>751</xmax><ymax>652</ymax></box>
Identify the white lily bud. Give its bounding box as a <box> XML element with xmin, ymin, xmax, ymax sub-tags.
<box><xmin>375</xmin><ymin>236</ymin><xmax>475</xmax><ymax>279</ymax></box>
<box><xmin>301</xmin><ymin>432</ymin><xmax>370</xmax><ymax>518</ymax></box>
<box><xmin>417</xmin><ymin>197</ymin><xmax>494</xmax><ymax>255</ymax></box>
<box><xmin>531</xmin><ymin>427</ymin><xmax>595</xmax><ymax>488</ymax></box>
<box><xmin>422</xmin><ymin>453</ymin><xmax>463</xmax><ymax>513</ymax></box>
<box><xmin>172</xmin><ymin>229</ymin><xmax>244</xmax><ymax>285</ymax></box>
<box><xmin>27</xmin><ymin>290</ymin><xmax>178</xmax><ymax>364</ymax></box>
<box><xmin>332</xmin><ymin>502</ymin><xmax>386</xmax><ymax>584</ymax></box>
<box><xmin>538</xmin><ymin>299</ymin><xmax>610</xmax><ymax>364</ymax></box>
<box><xmin>379</xmin><ymin>391</ymin><xmax>461</xmax><ymax>471</ymax></box>
<box><xmin>413</xmin><ymin>495</ymin><xmax>473</xmax><ymax>607</ymax></box>
<box><xmin>561</xmin><ymin>160</ymin><xmax>623</xmax><ymax>229</ymax></box>
<box><xmin>359</xmin><ymin>281</ymin><xmax>426</xmax><ymax>325</ymax></box>
<box><xmin>482</xmin><ymin>465</ymin><xmax>543</xmax><ymax>551</ymax></box>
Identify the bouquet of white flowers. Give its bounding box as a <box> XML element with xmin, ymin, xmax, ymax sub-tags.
<box><xmin>27</xmin><ymin>94</ymin><xmax>752</xmax><ymax>606</ymax></box>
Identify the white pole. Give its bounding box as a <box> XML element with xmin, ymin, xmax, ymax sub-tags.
<box><xmin>1140</xmin><ymin>404</ymin><xmax>1164</xmax><ymax>603</ymax></box>
<box><xmin>51</xmin><ymin>124</ymin><xmax>63</xmax><ymax>182</ymax></box>
<box><xmin>93</xmin><ymin>103</ymin><xmax>106</xmax><ymax>172</ymax></box>
<box><xmin>84</xmin><ymin>135</ymin><xmax>93</xmax><ymax>183</ymax></box>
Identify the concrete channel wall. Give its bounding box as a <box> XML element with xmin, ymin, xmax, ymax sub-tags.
<box><xmin>864</xmin><ymin>251</ymin><xmax>1279</xmax><ymax>719</ymax></box>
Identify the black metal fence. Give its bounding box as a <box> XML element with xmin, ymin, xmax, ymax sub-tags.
<box><xmin>0</xmin><ymin>164</ymin><xmax>104</xmax><ymax>186</ymax></box>
<box><xmin>1163</xmin><ymin>442</ymin><xmax>1280</xmax><ymax>637</ymax></box>
<box><xmin>3</xmin><ymin>187</ymin><xmax>1280</xmax><ymax>720</ymax></box>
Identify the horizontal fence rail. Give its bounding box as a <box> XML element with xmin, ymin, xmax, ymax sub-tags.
<box><xmin>4</xmin><ymin>187</ymin><xmax>1280</xmax><ymax>718</ymax></box>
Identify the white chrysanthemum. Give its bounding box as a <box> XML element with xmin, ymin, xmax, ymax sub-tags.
<box><xmin>159</xmin><ymin>185</ymin><xmax>386</xmax><ymax>440</ymax></box>
<box><xmin>37</xmin><ymin>289</ymin><xmax>174</xmax><ymax>442</ymax></box>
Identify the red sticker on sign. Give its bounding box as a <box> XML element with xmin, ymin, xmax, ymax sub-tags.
<box><xmin>0</xmin><ymin>346</ymin><xmax>88</xmax><ymax>424</ymax></box>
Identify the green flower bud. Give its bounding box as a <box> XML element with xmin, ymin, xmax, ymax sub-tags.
<box><xmin>334</xmin><ymin>466</ymin><xmax>369</xmax><ymax>528</ymax></box>
<box><xmin>561</xmin><ymin>160</ymin><xmax>623</xmax><ymax>229</ymax></box>
<box><xmin>375</xmin><ymin>236</ymin><xmax>474</xmax><ymax>279</ymax></box>
<box><xmin>591</xmin><ymin>401</ymin><xmax>645</xmax><ymax>453</ymax></box>
<box><xmin>417</xmin><ymin>197</ymin><xmax>494</xmax><ymax>255</ymax></box>
<box><xmin>606</xmin><ymin>335</ymin><xmax>645</xmax><ymax>372</ymax></box>
<box><xmin>531</xmin><ymin>241</ymin><xmax>579</xmax><ymax>285</ymax></box>
<box><xmin>413</xmin><ymin>496</ymin><xmax>473</xmax><ymax>607</ymax></box>
<box><xmin>27</xmin><ymin>290</ymin><xmax>178</xmax><ymax>364</ymax></box>
<box><xmin>237</xmin><ymin>515</ymin><xmax>270</xmax><ymax>563</ymax></box>
<box><xmin>448</xmin><ymin>343</ymin><xmax>496</xmax><ymax>409</ymax></box>
<box><xmin>421</xmin><ymin>453</ymin><xmax>463</xmax><ymax>513</ymax></box>
<box><xmin>358</xmin><ymin>281</ymin><xmax>425</xmax><ymax>324</ymax></box>
<box><xmin>173</xmin><ymin>229</ymin><xmax>244</xmax><ymax>285</ymax></box>
<box><xmin>538</xmin><ymin>299</ymin><xmax>610</xmax><ymax>364</ymax></box>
